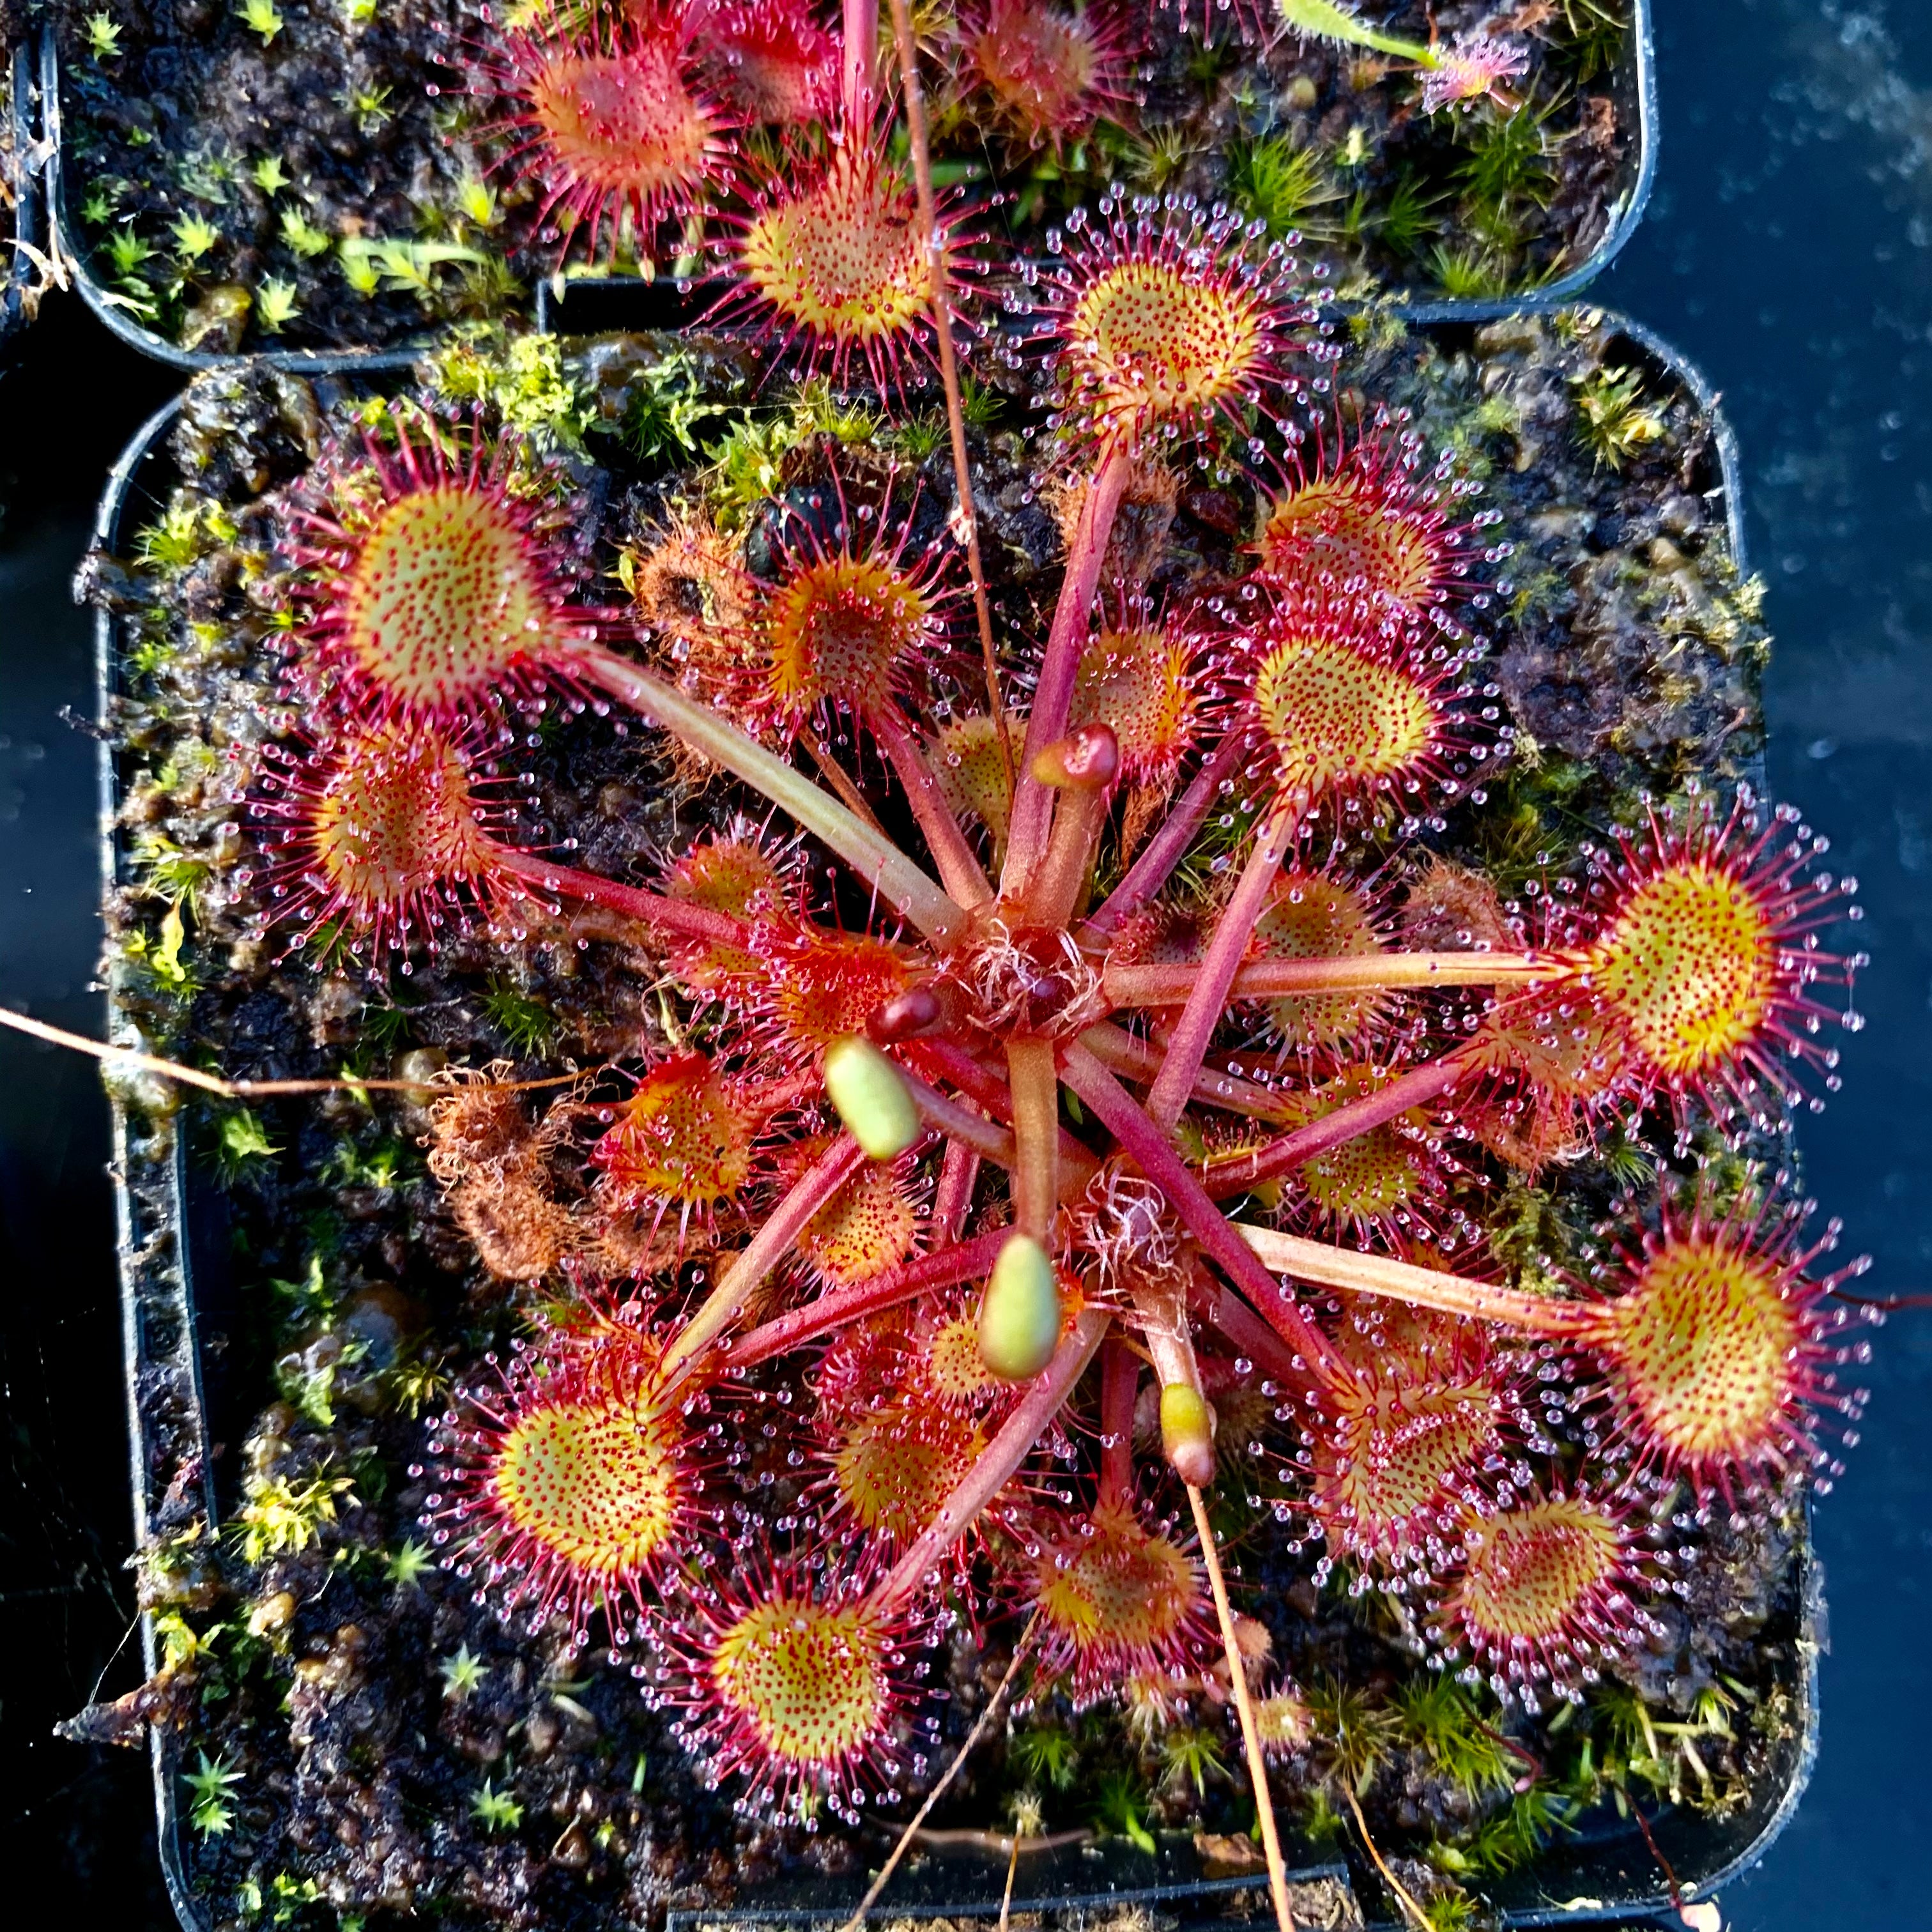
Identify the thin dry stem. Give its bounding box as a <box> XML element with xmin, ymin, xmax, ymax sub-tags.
<box><xmin>1186</xmin><ymin>1483</ymin><xmax>1296</xmax><ymax>1932</ymax></box>
<box><xmin>882</xmin><ymin>0</ymin><xmax>1012</xmax><ymax>797</ymax></box>
<box><xmin>0</xmin><ymin>1006</ymin><xmax>579</xmax><ymax>1100</ymax></box>
<box><xmin>997</xmin><ymin>1827</ymin><xmax>1022</xmax><ymax>1932</ymax></box>
<box><xmin>836</xmin><ymin>1612</ymin><xmax>1042</xmax><ymax>1932</ymax></box>
<box><xmin>1342</xmin><ymin>1786</ymin><xmax>1430</xmax><ymax>1932</ymax></box>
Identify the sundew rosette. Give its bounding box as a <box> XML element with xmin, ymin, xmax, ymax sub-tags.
<box><xmin>192</xmin><ymin>308</ymin><xmax>1883</xmax><ymax>1849</ymax></box>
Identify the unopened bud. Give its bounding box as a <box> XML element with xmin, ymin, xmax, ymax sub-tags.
<box><xmin>977</xmin><ymin>1232</ymin><xmax>1062</xmax><ymax>1379</ymax></box>
<box><xmin>1030</xmin><ymin>723</ymin><xmax>1119</xmax><ymax>790</ymax></box>
<box><xmin>1160</xmin><ymin>1382</ymin><xmax>1217</xmax><ymax>1487</ymax></box>
<box><xmin>868</xmin><ymin>985</ymin><xmax>944</xmax><ymax>1042</ymax></box>
<box><xmin>822</xmin><ymin>1036</ymin><xmax>921</xmax><ymax>1160</ymax></box>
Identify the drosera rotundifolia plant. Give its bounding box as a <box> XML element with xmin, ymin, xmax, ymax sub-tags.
<box><xmin>51</xmin><ymin>47</ymin><xmax>1863</xmax><ymax>1932</ymax></box>
<box><xmin>52</xmin><ymin>0</ymin><xmax>1636</xmax><ymax>353</ymax></box>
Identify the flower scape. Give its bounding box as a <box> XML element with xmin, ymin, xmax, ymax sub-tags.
<box><xmin>57</xmin><ymin>0</ymin><xmax>1631</xmax><ymax>353</ymax></box>
<box><xmin>80</xmin><ymin>165</ymin><xmax>1869</xmax><ymax>1932</ymax></box>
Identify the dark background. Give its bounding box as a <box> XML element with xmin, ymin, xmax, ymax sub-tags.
<box><xmin>4</xmin><ymin>1</ymin><xmax>1929</xmax><ymax>1923</ymax></box>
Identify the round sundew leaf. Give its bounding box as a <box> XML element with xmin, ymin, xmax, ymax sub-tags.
<box><xmin>337</xmin><ymin>484</ymin><xmax>565</xmax><ymax>709</ymax></box>
<box><xmin>1260</xmin><ymin>468</ymin><xmax>1443</xmax><ymax>611</ymax></box>
<box><xmin>1068</xmin><ymin>627</ymin><xmax>1199</xmax><ymax>779</ymax></box>
<box><xmin>489</xmin><ymin>1395</ymin><xmax>686</xmax><ymax>1582</ymax></box>
<box><xmin>765</xmin><ymin>931</ymin><xmax>917</xmax><ymax>1055</ymax></box>
<box><xmin>923</xmin><ymin>1308</ymin><xmax>1002</xmax><ymax>1406</ymax></box>
<box><xmin>690</xmin><ymin>0</ymin><xmax>839</xmax><ymax>126</ymax></box>
<box><xmin>1033</xmin><ymin>1498</ymin><xmax>1201</xmax><ymax>1681</ymax></box>
<box><xmin>592</xmin><ymin>1054</ymin><xmax>762</xmax><ymax>1213</ymax></box>
<box><xmin>664</xmin><ymin>832</ymin><xmax>788</xmax><ymax>920</ymax></box>
<box><xmin>304</xmin><ymin>717</ymin><xmax>503</xmax><ymax>929</ymax></box>
<box><xmin>710</xmin><ymin>1596</ymin><xmax>893</xmax><ymax>1772</ymax></box>
<box><xmin>738</xmin><ymin>150</ymin><xmax>931</xmax><ymax>358</ymax></box>
<box><xmin>1308</xmin><ymin>1366</ymin><xmax>1501</xmax><ymax>1560</ymax></box>
<box><xmin>762</xmin><ymin>551</ymin><xmax>936</xmax><ymax>723</ymax></box>
<box><xmin>528</xmin><ymin>44</ymin><xmax>716</xmax><ymax>215</ymax></box>
<box><xmin>1447</xmin><ymin>1492</ymin><xmax>1628</xmax><ymax>1652</ymax></box>
<box><xmin>1590</xmin><ymin>856</ymin><xmax>1780</xmax><ymax>1082</ymax></box>
<box><xmin>1250</xmin><ymin>624</ymin><xmax>1439</xmax><ymax>804</ymax></box>
<box><xmin>1604</xmin><ymin>1230</ymin><xmax>1804</xmax><ymax>1471</ymax></box>
<box><xmin>830</xmin><ymin>1399</ymin><xmax>988</xmax><ymax>1545</ymax></box>
<box><xmin>799</xmin><ymin>1158</ymin><xmax>920</xmax><ymax>1284</ymax></box>
<box><xmin>929</xmin><ymin>712</ymin><xmax>1018</xmax><ymax>844</ymax></box>
<box><xmin>970</xmin><ymin>0</ymin><xmax>1122</xmax><ymax>151</ymax></box>
<box><xmin>1067</xmin><ymin>254</ymin><xmax>1269</xmax><ymax>427</ymax></box>
<box><xmin>1246</xmin><ymin>869</ymin><xmax>1392</xmax><ymax>1055</ymax></box>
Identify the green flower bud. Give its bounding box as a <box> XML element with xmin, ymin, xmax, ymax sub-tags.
<box><xmin>822</xmin><ymin>1035</ymin><xmax>921</xmax><ymax>1160</ymax></box>
<box><xmin>977</xmin><ymin>1232</ymin><xmax>1062</xmax><ymax>1380</ymax></box>
<box><xmin>1159</xmin><ymin>1382</ymin><xmax>1217</xmax><ymax>1487</ymax></box>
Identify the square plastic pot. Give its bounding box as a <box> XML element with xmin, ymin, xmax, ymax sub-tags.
<box><xmin>45</xmin><ymin>3</ymin><xmax>1655</xmax><ymax>371</ymax></box>
<box><xmin>93</xmin><ymin>309</ymin><xmax>1811</xmax><ymax>1932</ymax></box>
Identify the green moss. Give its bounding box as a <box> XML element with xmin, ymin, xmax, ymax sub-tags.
<box><xmin>1573</xmin><ymin>364</ymin><xmax>1667</xmax><ymax>470</ymax></box>
<box><xmin>1090</xmin><ymin>1769</ymin><xmax>1156</xmax><ymax>1851</ymax></box>
<box><xmin>1393</xmin><ymin>1678</ymin><xmax>1516</xmax><ymax>1796</ymax></box>
<box><xmin>1552</xmin><ymin>0</ymin><xmax>1630</xmax><ymax>81</ymax></box>
<box><xmin>615</xmin><ymin>348</ymin><xmax>743</xmax><ymax>468</ymax></box>
<box><xmin>425</xmin><ymin>329</ymin><xmax>594</xmax><ymax>450</ymax></box>
<box><xmin>482</xmin><ymin>976</ymin><xmax>562</xmax><ymax>1057</ymax></box>
<box><xmin>215</xmin><ymin>1108</ymin><xmax>282</xmax><ymax>1186</ymax></box>
<box><xmin>1227</xmin><ymin>135</ymin><xmax>1340</xmax><ymax>240</ymax></box>
<box><xmin>1302</xmin><ymin>1675</ymin><xmax>1399</xmax><ymax>1795</ymax></box>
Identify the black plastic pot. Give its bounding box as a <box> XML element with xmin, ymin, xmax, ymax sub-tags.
<box><xmin>2</xmin><ymin>36</ymin><xmax>47</xmax><ymax>359</ymax></box>
<box><xmin>542</xmin><ymin>0</ymin><xmax>1659</xmax><ymax>342</ymax></box>
<box><xmin>95</xmin><ymin>310</ymin><xmax>1812</xmax><ymax>1930</ymax></box>
<box><xmin>38</xmin><ymin>25</ymin><xmax>422</xmax><ymax>375</ymax></box>
<box><xmin>48</xmin><ymin>1</ymin><xmax>1656</xmax><ymax>369</ymax></box>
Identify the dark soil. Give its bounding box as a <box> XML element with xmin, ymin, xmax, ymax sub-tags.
<box><xmin>72</xmin><ymin>310</ymin><xmax>1806</xmax><ymax>1932</ymax></box>
<box><xmin>54</xmin><ymin>0</ymin><xmax>498</xmax><ymax>354</ymax></box>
